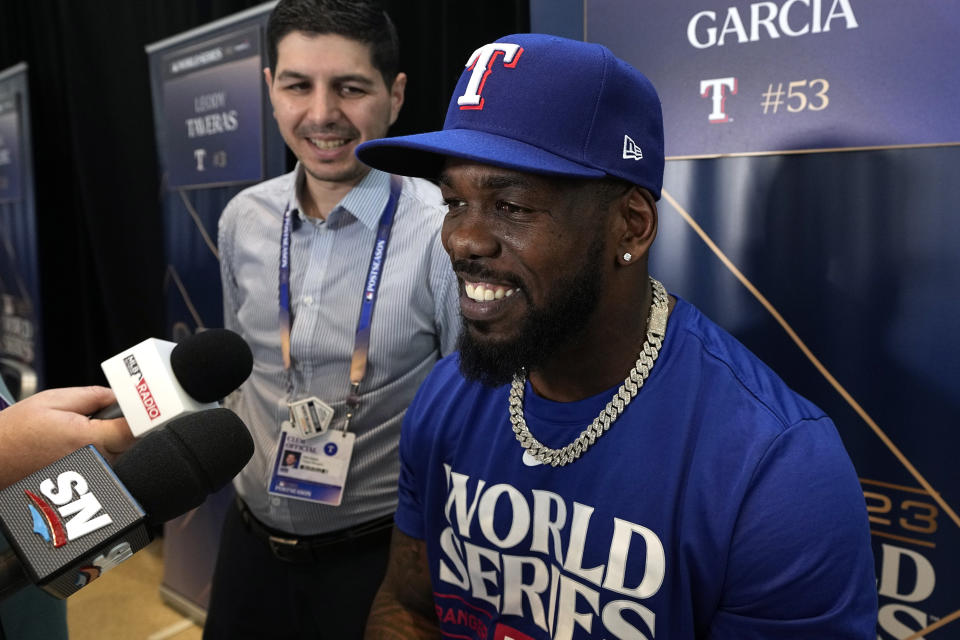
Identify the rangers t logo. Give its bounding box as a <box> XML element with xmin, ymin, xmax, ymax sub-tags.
<box><xmin>457</xmin><ymin>43</ymin><xmax>524</xmax><ymax>110</ymax></box>
<box><xmin>700</xmin><ymin>77</ymin><xmax>738</xmax><ymax>123</ymax></box>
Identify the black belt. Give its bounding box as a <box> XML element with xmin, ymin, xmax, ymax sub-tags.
<box><xmin>236</xmin><ymin>498</ymin><xmax>394</xmax><ymax>563</ymax></box>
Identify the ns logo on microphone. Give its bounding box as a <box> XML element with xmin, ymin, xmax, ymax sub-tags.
<box><xmin>25</xmin><ymin>471</ymin><xmax>114</xmax><ymax>548</ymax></box>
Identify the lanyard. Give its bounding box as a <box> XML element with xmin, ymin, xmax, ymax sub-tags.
<box><xmin>278</xmin><ymin>174</ymin><xmax>402</xmax><ymax>413</ymax></box>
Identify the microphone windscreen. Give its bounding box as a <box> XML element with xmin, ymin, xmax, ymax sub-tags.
<box><xmin>169</xmin><ymin>329</ymin><xmax>253</xmax><ymax>402</ymax></box>
<box><xmin>112</xmin><ymin>408</ymin><xmax>254</xmax><ymax>525</ymax></box>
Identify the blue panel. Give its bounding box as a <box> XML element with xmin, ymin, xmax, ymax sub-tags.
<box><xmin>159</xmin><ymin>26</ymin><xmax>265</xmax><ymax>189</ymax></box>
<box><xmin>146</xmin><ymin>6</ymin><xmax>287</xmax><ymax>613</ymax></box>
<box><xmin>530</xmin><ymin>0</ymin><xmax>583</xmax><ymax>40</ymax></box>
<box><xmin>655</xmin><ymin>146</ymin><xmax>960</xmax><ymax>637</ymax></box>
<box><xmin>148</xmin><ymin>12</ymin><xmax>286</xmax><ymax>340</ymax></box>
<box><xmin>548</xmin><ymin>2</ymin><xmax>959</xmax><ymax>635</ymax></box>
<box><xmin>587</xmin><ymin>1</ymin><xmax>960</xmax><ymax>156</ymax></box>
<box><xmin>0</xmin><ymin>97</ymin><xmax>23</xmax><ymax>203</ymax></box>
<box><xmin>0</xmin><ymin>63</ymin><xmax>44</xmax><ymax>395</ymax></box>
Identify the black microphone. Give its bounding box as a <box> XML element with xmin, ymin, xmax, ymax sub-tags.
<box><xmin>93</xmin><ymin>329</ymin><xmax>253</xmax><ymax>436</ymax></box>
<box><xmin>0</xmin><ymin>408</ymin><xmax>253</xmax><ymax>601</ymax></box>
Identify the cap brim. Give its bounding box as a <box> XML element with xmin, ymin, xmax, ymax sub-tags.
<box><xmin>357</xmin><ymin>129</ymin><xmax>606</xmax><ymax>181</ymax></box>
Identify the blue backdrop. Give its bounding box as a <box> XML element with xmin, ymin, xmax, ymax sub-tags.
<box><xmin>589</xmin><ymin>1</ymin><xmax>960</xmax><ymax>157</ymax></box>
<box><xmin>146</xmin><ymin>2</ymin><xmax>287</xmax><ymax>616</ymax></box>
<box><xmin>532</xmin><ymin>1</ymin><xmax>960</xmax><ymax>637</ymax></box>
<box><xmin>0</xmin><ymin>62</ymin><xmax>44</xmax><ymax>399</ymax></box>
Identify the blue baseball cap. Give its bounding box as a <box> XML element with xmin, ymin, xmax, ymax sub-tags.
<box><xmin>357</xmin><ymin>33</ymin><xmax>665</xmax><ymax>199</ymax></box>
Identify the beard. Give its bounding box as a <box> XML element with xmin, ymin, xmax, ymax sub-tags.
<box><xmin>456</xmin><ymin>233</ymin><xmax>606</xmax><ymax>387</ymax></box>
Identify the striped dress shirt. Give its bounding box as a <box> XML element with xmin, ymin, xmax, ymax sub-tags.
<box><xmin>219</xmin><ymin>165</ymin><xmax>460</xmax><ymax>535</ymax></box>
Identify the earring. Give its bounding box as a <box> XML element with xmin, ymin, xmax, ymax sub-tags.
<box><xmin>623</xmin><ymin>252</ymin><xmax>632</xmax><ymax>262</ymax></box>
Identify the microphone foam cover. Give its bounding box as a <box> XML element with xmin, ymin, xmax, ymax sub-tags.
<box><xmin>170</xmin><ymin>328</ymin><xmax>253</xmax><ymax>402</ymax></box>
<box><xmin>113</xmin><ymin>408</ymin><xmax>254</xmax><ymax>526</ymax></box>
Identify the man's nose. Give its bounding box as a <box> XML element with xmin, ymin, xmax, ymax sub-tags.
<box><xmin>442</xmin><ymin>208</ymin><xmax>499</xmax><ymax>261</ymax></box>
<box><xmin>305</xmin><ymin>87</ymin><xmax>342</xmax><ymax>123</ymax></box>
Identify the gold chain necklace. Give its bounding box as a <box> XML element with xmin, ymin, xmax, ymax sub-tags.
<box><xmin>508</xmin><ymin>277</ymin><xmax>669</xmax><ymax>467</ymax></box>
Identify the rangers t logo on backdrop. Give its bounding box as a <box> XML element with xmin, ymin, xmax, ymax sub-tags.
<box><xmin>700</xmin><ymin>77</ymin><xmax>738</xmax><ymax>123</ymax></box>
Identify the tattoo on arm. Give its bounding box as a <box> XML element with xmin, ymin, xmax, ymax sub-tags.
<box><xmin>365</xmin><ymin>528</ymin><xmax>439</xmax><ymax>639</ymax></box>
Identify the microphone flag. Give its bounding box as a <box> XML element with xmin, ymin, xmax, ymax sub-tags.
<box><xmin>0</xmin><ymin>446</ymin><xmax>148</xmax><ymax>598</ymax></box>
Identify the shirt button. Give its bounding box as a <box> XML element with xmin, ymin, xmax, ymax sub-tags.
<box><xmin>303</xmin><ymin>296</ymin><xmax>313</xmax><ymax>305</ymax></box>
<box><xmin>271</xmin><ymin>497</ymin><xmax>281</xmax><ymax>506</ymax></box>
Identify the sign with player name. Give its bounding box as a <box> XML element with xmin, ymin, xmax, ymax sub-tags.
<box><xmin>586</xmin><ymin>0</ymin><xmax>960</xmax><ymax>157</ymax></box>
<box><xmin>0</xmin><ymin>94</ymin><xmax>23</xmax><ymax>203</ymax></box>
<box><xmin>0</xmin><ymin>62</ymin><xmax>44</xmax><ymax>394</ymax></box>
<box><xmin>146</xmin><ymin>4</ymin><xmax>286</xmax><ymax>617</ymax></box>
<box><xmin>159</xmin><ymin>25</ymin><xmax>264</xmax><ymax>188</ymax></box>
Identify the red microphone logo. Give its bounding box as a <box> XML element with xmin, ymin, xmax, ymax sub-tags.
<box><xmin>124</xmin><ymin>354</ymin><xmax>162</xmax><ymax>420</ymax></box>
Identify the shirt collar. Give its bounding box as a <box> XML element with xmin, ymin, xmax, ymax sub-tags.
<box><xmin>289</xmin><ymin>164</ymin><xmax>391</xmax><ymax>231</ymax></box>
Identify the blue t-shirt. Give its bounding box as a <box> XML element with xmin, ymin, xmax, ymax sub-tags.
<box><xmin>396</xmin><ymin>297</ymin><xmax>877</xmax><ymax>639</ymax></box>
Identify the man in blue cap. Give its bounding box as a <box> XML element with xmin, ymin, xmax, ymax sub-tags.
<box><xmin>357</xmin><ymin>34</ymin><xmax>877</xmax><ymax>639</ymax></box>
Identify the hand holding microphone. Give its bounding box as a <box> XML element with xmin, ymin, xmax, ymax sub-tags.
<box><xmin>0</xmin><ymin>386</ymin><xmax>133</xmax><ymax>490</ymax></box>
<box><xmin>0</xmin><ymin>407</ymin><xmax>254</xmax><ymax>601</ymax></box>
<box><xmin>93</xmin><ymin>328</ymin><xmax>253</xmax><ymax>435</ymax></box>
<box><xmin>0</xmin><ymin>328</ymin><xmax>253</xmax><ymax>490</ymax></box>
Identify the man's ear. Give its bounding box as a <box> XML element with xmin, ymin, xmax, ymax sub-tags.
<box><xmin>616</xmin><ymin>187</ymin><xmax>658</xmax><ymax>266</ymax></box>
<box><xmin>388</xmin><ymin>72</ymin><xmax>407</xmax><ymax>126</ymax></box>
<box><xmin>263</xmin><ymin>68</ymin><xmax>277</xmax><ymax>118</ymax></box>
